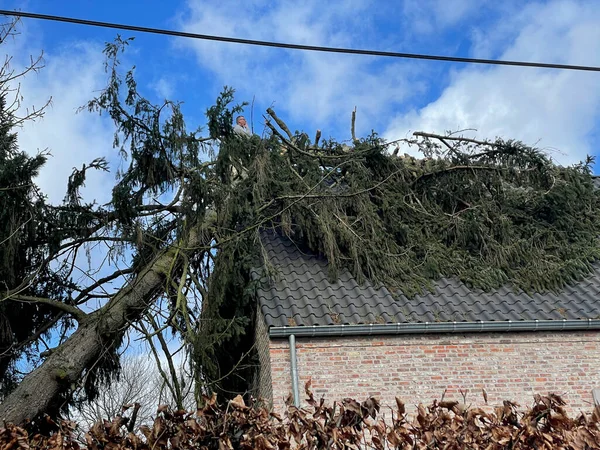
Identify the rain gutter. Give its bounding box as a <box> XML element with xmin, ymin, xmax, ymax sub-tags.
<box><xmin>269</xmin><ymin>319</ymin><xmax>600</xmax><ymax>338</ymax></box>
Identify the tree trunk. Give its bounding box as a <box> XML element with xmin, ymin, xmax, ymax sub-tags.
<box><xmin>0</xmin><ymin>227</ymin><xmax>205</xmax><ymax>425</ymax></box>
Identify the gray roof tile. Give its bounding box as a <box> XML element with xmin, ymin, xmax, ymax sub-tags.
<box><xmin>256</xmin><ymin>231</ymin><xmax>600</xmax><ymax>328</ymax></box>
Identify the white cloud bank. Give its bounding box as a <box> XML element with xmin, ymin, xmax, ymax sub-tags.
<box><xmin>6</xmin><ymin>25</ymin><xmax>115</xmax><ymax>204</ymax></box>
<box><xmin>176</xmin><ymin>0</ymin><xmax>420</xmax><ymax>138</ymax></box>
<box><xmin>177</xmin><ymin>0</ymin><xmax>600</xmax><ymax>166</ymax></box>
<box><xmin>385</xmin><ymin>0</ymin><xmax>600</xmax><ymax>166</ymax></box>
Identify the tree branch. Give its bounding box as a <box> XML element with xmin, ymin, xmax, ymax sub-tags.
<box><xmin>147</xmin><ymin>314</ymin><xmax>184</xmax><ymax>409</ymax></box>
<box><xmin>73</xmin><ymin>268</ymin><xmax>135</xmax><ymax>304</ymax></box>
<box><xmin>10</xmin><ymin>295</ymin><xmax>87</xmax><ymax>323</ymax></box>
<box><xmin>412</xmin><ymin>165</ymin><xmax>502</xmax><ymax>185</ymax></box>
<box><xmin>265</xmin><ymin>119</ymin><xmax>354</xmax><ymax>161</ymax></box>
<box><xmin>413</xmin><ymin>131</ymin><xmax>498</xmax><ymax>147</ymax></box>
<box><xmin>266</xmin><ymin>107</ymin><xmax>293</xmax><ymax>140</ymax></box>
<box><xmin>12</xmin><ymin>312</ymin><xmax>65</xmax><ymax>357</ymax></box>
<box><xmin>351</xmin><ymin>107</ymin><xmax>357</xmax><ymax>142</ymax></box>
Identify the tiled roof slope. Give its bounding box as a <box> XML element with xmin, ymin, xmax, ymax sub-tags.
<box><xmin>256</xmin><ymin>231</ymin><xmax>600</xmax><ymax>328</ymax></box>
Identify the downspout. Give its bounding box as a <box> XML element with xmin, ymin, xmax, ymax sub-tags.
<box><xmin>289</xmin><ymin>334</ymin><xmax>300</xmax><ymax>407</ymax></box>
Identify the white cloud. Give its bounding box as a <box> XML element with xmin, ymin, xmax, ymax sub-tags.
<box><xmin>6</xmin><ymin>25</ymin><xmax>115</xmax><ymax>205</ymax></box>
<box><xmin>402</xmin><ymin>0</ymin><xmax>487</xmax><ymax>34</ymax></box>
<box><xmin>176</xmin><ymin>0</ymin><xmax>600</xmax><ymax>166</ymax></box>
<box><xmin>175</xmin><ymin>0</ymin><xmax>417</xmax><ymax>137</ymax></box>
<box><xmin>384</xmin><ymin>0</ymin><xmax>600</xmax><ymax>166</ymax></box>
<box><xmin>150</xmin><ymin>77</ymin><xmax>175</xmax><ymax>100</ymax></box>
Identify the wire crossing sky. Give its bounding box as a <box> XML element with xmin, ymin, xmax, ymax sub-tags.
<box><xmin>2</xmin><ymin>9</ymin><xmax>600</xmax><ymax>72</ymax></box>
<box><xmin>2</xmin><ymin>0</ymin><xmax>600</xmax><ymax>206</ymax></box>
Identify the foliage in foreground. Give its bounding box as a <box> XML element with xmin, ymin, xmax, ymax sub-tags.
<box><xmin>3</xmin><ymin>388</ymin><xmax>600</xmax><ymax>450</ymax></box>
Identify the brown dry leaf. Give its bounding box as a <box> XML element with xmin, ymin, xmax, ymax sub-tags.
<box><xmin>362</xmin><ymin>397</ymin><xmax>380</xmax><ymax>419</ymax></box>
<box><xmin>157</xmin><ymin>404</ymin><xmax>169</xmax><ymax>413</ymax></box>
<box><xmin>230</xmin><ymin>395</ymin><xmax>247</xmax><ymax>410</ymax></box>
<box><xmin>205</xmin><ymin>392</ymin><xmax>217</xmax><ymax>407</ymax></box>
<box><xmin>387</xmin><ymin>430</ymin><xmax>401</xmax><ymax>447</ymax></box>
<box><xmin>255</xmin><ymin>433</ymin><xmax>275</xmax><ymax>450</ymax></box>
<box><xmin>219</xmin><ymin>436</ymin><xmax>233</xmax><ymax>450</ymax></box>
<box><xmin>139</xmin><ymin>424</ymin><xmax>151</xmax><ymax>439</ymax></box>
<box><xmin>467</xmin><ymin>408</ymin><xmax>490</xmax><ymax>422</ymax></box>
<box><xmin>343</xmin><ymin>398</ymin><xmax>362</xmax><ymax>416</ymax></box>
<box><xmin>439</xmin><ymin>400</ymin><xmax>459</xmax><ymax>410</ymax></box>
<box><xmin>108</xmin><ymin>416</ymin><xmax>124</xmax><ymax>436</ymax></box>
<box><xmin>304</xmin><ymin>378</ymin><xmax>312</xmax><ymax>393</ymax></box>
<box><xmin>423</xmin><ymin>430</ymin><xmax>434</xmax><ymax>444</ymax></box>
<box><xmin>152</xmin><ymin>416</ymin><xmax>166</xmax><ymax>440</ymax></box>
<box><xmin>395</xmin><ymin>397</ymin><xmax>406</xmax><ymax>416</ymax></box>
<box><xmin>371</xmin><ymin>433</ymin><xmax>383</xmax><ymax>450</ymax></box>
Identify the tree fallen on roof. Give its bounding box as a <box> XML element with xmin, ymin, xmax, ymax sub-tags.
<box><xmin>1</xmin><ymin>34</ymin><xmax>600</xmax><ymax>425</ymax></box>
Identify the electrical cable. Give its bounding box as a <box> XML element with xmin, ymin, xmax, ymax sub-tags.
<box><xmin>2</xmin><ymin>9</ymin><xmax>600</xmax><ymax>72</ymax></box>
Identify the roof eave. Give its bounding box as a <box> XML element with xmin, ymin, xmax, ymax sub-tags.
<box><xmin>268</xmin><ymin>319</ymin><xmax>600</xmax><ymax>338</ymax></box>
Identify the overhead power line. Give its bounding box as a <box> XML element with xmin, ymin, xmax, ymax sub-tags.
<box><xmin>2</xmin><ymin>9</ymin><xmax>600</xmax><ymax>73</ymax></box>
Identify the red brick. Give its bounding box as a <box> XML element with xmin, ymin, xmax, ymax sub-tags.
<box><xmin>267</xmin><ymin>331</ymin><xmax>600</xmax><ymax>417</ymax></box>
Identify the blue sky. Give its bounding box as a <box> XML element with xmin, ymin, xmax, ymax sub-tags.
<box><xmin>2</xmin><ymin>0</ymin><xmax>600</xmax><ymax>203</ymax></box>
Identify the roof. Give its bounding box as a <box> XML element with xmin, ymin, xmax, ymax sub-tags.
<box><xmin>256</xmin><ymin>231</ymin><xmax>600</xmax><ymax>333</ymax></box>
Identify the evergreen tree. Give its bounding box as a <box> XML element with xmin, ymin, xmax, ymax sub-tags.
<box><xmin>0</xmin><ymin>20</ymin><xmax>74</xmax><ymax>400</ymax></box>
<box><xmin>0</xmin><ymin>91</ymin><xmax>48</xmax><ymax>394</ymax></box>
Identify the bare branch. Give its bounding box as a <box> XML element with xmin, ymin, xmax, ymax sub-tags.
<box><xmin>146</xmin><ymin>314</ymin><xmax>185</xmax><ymax>409</ymax></box>
<box><xmin>351</xmin><ymin>107</ymin><xmax>357</xmax><ymax>142</ymax></box>
<box><xmin>73</xmin><ymin>268</ymin><xmax>135</xmax><ymax>304</ymax></box>
<box><xmin>266</xmin><ymin>107</ymin><xmax>293</xmax><ymax>140</ymax></box>
<box><xmin>413</xmin><ymin>131</ymin><xmax>498</xmax><ymax>147</ymax></box>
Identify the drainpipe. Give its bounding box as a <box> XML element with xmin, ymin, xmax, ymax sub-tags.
<box><xmin>289</xmin><ymin>334</ymin><xmax>300</xmax><ymax>407</ymax></box>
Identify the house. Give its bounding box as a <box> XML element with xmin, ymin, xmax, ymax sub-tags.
<box><xmin>253</xmin><ymin>230</ymin><xmax>600</xmax><ymax>415</ymax></box>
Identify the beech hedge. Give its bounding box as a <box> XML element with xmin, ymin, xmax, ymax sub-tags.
<box><xmin>3</xmin><ymin>386</ymin><xmax>600</xmax><ymax>449</ymax></box>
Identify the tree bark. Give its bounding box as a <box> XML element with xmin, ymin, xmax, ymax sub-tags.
<box><xmin>0</xmin><ymin>226</ymin><xmax>206</xmax><ymax>425</ymax></box>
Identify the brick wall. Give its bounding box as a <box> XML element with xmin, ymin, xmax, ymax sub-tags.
<box><xmin>268</xmin><ymin>331</ymin><xmax>600</xmax><ymax>417</ymax></box>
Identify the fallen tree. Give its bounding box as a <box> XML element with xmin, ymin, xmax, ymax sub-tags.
<box><xmin>2</xmin><ymin>34</ymin><xmax>600</xmax><ymax>427</ymax></box>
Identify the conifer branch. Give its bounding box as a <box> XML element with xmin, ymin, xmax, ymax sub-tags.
<box><xmin>266</xmin><ymin>119</ymin><xmax>358</xmax><ymax>161</ymax></box>
<box><xmin>10</xmin><ymin>295</ymin><xmax>87</xmax><ymax>322</ymax></box>
<box><xmin>412</xmin><ymin>165</ymin><xmax>502</xmax><ymax>185</ymax></box>
<box><xmin>13</xmin><ymin>312</ymin><xmax>65</xmax><ymax>356</ymax></box>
